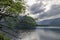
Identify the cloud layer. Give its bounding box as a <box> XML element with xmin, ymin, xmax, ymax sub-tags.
<box><xmin>27</xmin><ymin>0</ymin><xmax>60</xmax><ymax>20</ymax></box>
<box><xmin>25</xmin><ymin>0</ymin><xmax>60</xmax><ymax>25</ymax></box>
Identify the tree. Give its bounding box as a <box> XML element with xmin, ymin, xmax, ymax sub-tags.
<box><xmin>0</xmin><ymin>0</ymin><xmax>26</xmax><ymax>20</ymax></box>
<box><xmin>0</xmin><ymin>0</ymin><xmax>36</xmax><ymax>30</ymax></box>
<box><xmin>0</xmin><ymin>33</ymin><xmax>10</xmax><ymax>40</ymax></box>
<box><xmin>0</xmin><ymin>0</ymin><xmax>26</xmax><ymax>28</ymax></box>
<box><xmin>15</xmin><ymin>15</ymin><xmax>36</xmax><ymax>29</ymax></box>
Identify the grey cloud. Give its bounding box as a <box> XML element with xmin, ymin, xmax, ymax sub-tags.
<box><xmin>29</xmin><ymin>2</ymin><xmax>60</xmax><ymax>19</ymax></box>
<box><xmin>38</xmin><ymin>13</ymin><xmax>47</xmax><ymax>19</ymax></box>
<box><xmin>38</xmin><ymin>5</ymin><xmax>60</xmax><ymax>19</ymax></box>
<box><xmin>47</xmin><ymin>5</ymin><xmax>60</xmax><ymax>16</ymax></box>
<box><xmin>29</xmin><ymin>2</ymin><xmax>45</xmax><ymax>14</ymax></box>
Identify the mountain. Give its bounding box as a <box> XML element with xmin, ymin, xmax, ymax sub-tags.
<box><xmin>37</xmin><ymin>18</ymin><xmax>60</xmax><ymax>26</ymax></box>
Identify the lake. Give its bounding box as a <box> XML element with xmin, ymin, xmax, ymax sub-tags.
<box><xmin>16</xmin><ymin>26</ymin><xmax>60</xmax><ymax>40</ymax></box>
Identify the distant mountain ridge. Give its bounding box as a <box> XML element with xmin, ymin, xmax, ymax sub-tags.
<box><xmin>37</xmin><ymin>18</ymin><xmax>60</xmax><ymax>26</ymax></box>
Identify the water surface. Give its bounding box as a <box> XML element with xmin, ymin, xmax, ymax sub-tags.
<box><xmin>16</xmin><ymin>26</ymin><xmax>60</xmax><ymax>40</ymax></box>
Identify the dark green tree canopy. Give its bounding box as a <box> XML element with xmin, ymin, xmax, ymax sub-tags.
<box><xmin>4</xmin><ymin>15</ymin><xmax>36</xmax><ymax>29</ymax></box>
<box><xmin>0</xmin><ymin>33</ymin><xmax>10</xmax><ymax>40</ymax></box>
<box><xmin>16</xmin><ymin>15</ymin><xmax>36</xmax><ymax>29</ymax></box>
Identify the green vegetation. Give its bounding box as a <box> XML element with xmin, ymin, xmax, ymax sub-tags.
<box><xmin>0</xmin><ymin>0</ymin><xmax>36</xmax><ymax>40</ymax></box>
<box><xmin>0</xmin><ymin>0</ymin><xmax>26</xmax><ymax>20</ymax></box>
<box><xmin>3</xmin><ymin>15</ymin><xmax>36</xmax><ymax>29</ymax></box>
<box><xmin>15</xmin><ymin>15</ymin><xmax>36</xmax><ymax>29</ymax></box>
<box><xmin>0</xmin><ymin>0</ymin><xmax>25</xmax><ymax>13</ymax></box>
<box><xmin>0</xmin><ymin>33</ymin><xmax>10</xmax><ymax>40</ymax></box>
<box><xmin>0</xmin><ymin>0</ymin><xmax>36</xmax><ymax>30</ymax></box>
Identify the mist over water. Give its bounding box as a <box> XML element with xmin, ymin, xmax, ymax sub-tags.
<box><xmin>16</xmin><ymin>27</ymin><xmax>60</xmax><ymax>40</ymax></box>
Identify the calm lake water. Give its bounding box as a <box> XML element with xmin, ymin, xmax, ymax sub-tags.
<box><xmin>16</xmin><ymin>26</ymin><xmax>60</xmax><ymax>40</ymax></box>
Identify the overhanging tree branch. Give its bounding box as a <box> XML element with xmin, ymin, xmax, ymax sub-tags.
<box><xmin>0</xmin><ymin>13</ymin><xmax>13</xmax><ymax>17</ymax></box>
<box><xmin>0</xmin><ymin>12</ymin><xmax>14</xmax><ymax>20</ymax></box>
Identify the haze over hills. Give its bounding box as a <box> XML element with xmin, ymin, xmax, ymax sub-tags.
<box><xmin>37</xmin><ymin>18</ymin><xmax>60</xmax><ymax>26</ymax></box>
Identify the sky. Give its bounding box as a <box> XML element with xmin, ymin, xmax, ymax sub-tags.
<box><xmin>19</xmin><ymin>1</ymin><xmax>60</xmax><ymax>40</ymax></box>
<box><xmin>25</xmin><ymin>0</ymin><xmax>60</xmax><ymax>21</ymax></box>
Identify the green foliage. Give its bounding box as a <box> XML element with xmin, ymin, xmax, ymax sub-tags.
<box><xmin>0</xmin><ymin>33</ymin><xmax>10</xmax><ymax>40</ymax></box>
<box><xmin>15</xmin><ymin>15</ymin><xmax>36</xmax><ymax>29</ymax></box>
<box><xmin>0</xmin><ymin>0</ymin><xmax>26</xmax><ymax>16</ymax></box>
<box><xmin>4</xmin><ymin>17</ymin><xmax>18</xmax><ymax>29</ymax></box>
<box><xmin>0</xmin><ymin>0</ymin><xmax>26</xmax><ymax>29</ymax></box>
<box><xmin>0</xmin><ymin>0</ymin><xmax>36</xmax><ymax>30</ymax></box>
<box><xmin>4</xmin><ymin>15</ymin><xmax>36</xmax><ymax>29</ymax></box>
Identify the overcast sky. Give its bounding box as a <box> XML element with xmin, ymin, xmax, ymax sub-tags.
<box><xmin>25</xmin><ymin>0</ymin><xmax>60</xmax><ymax>21</ymax></box>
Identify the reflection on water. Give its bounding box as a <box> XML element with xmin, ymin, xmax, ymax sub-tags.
<box><xmin>16</xmin><ymin>26</ymin><xmax>60</xmax><ymax>40</ymax></box>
